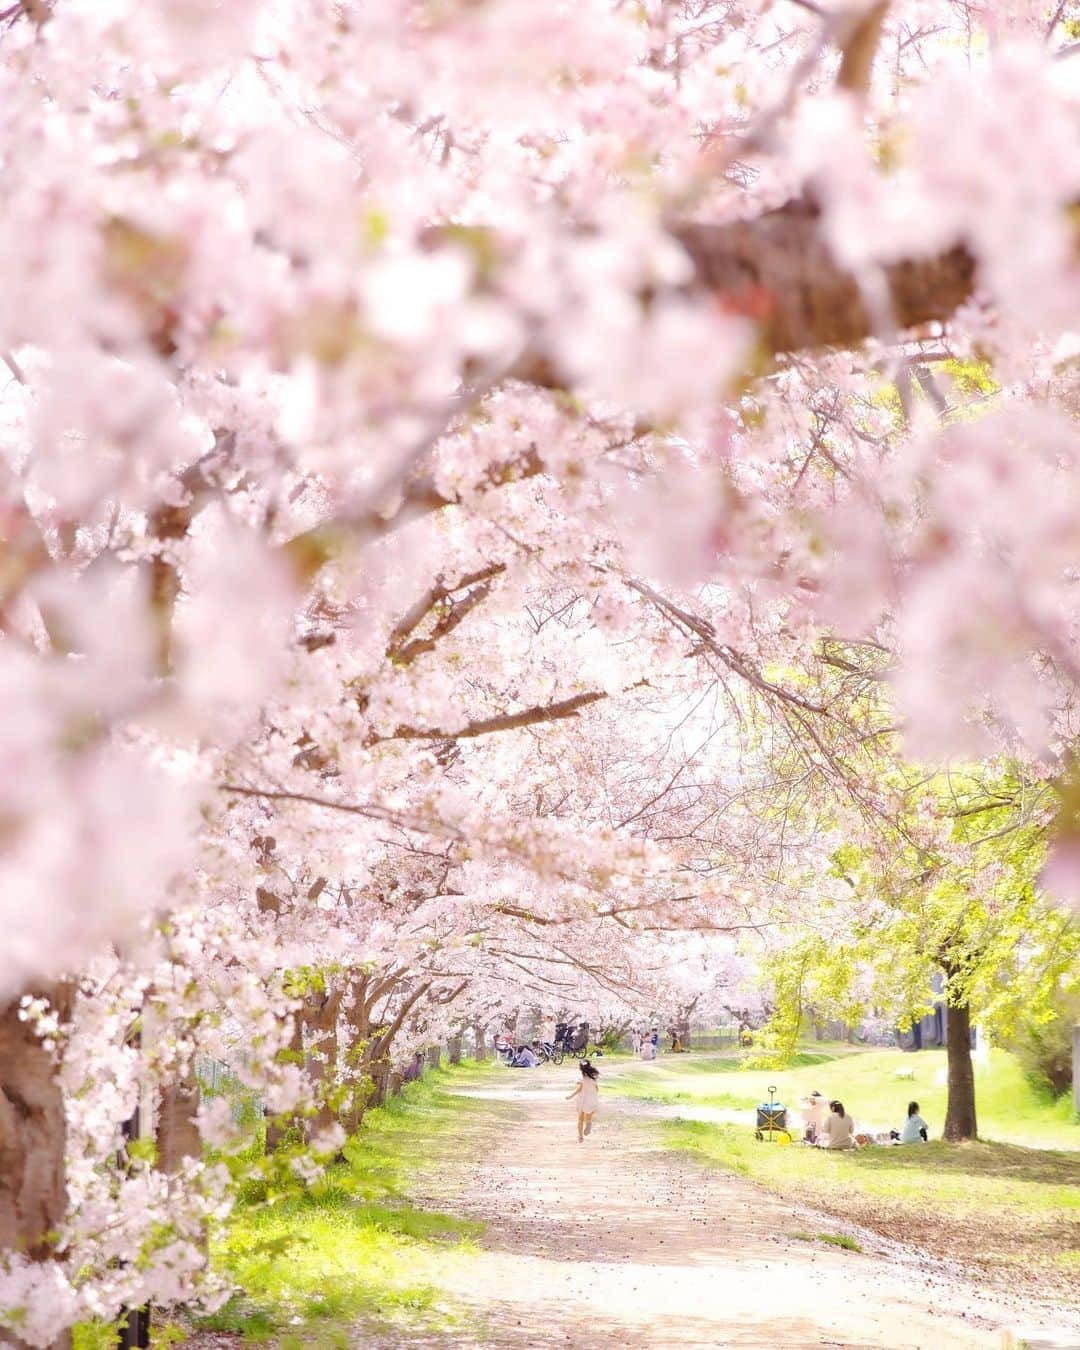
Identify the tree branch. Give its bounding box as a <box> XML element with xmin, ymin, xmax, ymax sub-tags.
<box><xmin>667</xmin><ymin>197</ymin><xmax>977</xmax><ymax>359</ymax></box>
<box><xmin>836</xmin><ymin>2</ymin><xmax>890</xmax><ymax>95</ymax></box>
<box><xmin>218</xmin><ymin>783</ymin><xmax>464</xmax><ymax>839</ymax></box>
<box><xmin>377</xmin><ymin>689</ymin><xmax>608</xmax><ymax>744</ymax></box>
<box><xmin>387</xmin><ymin>563</ymin><xmax>506</xmax><ymax>667</ymax></box>
<box><xmin>623</xmin><ymin>575</ymin><xmax>830</xmax><ymax>715</ymax></box>
<box><xmin>285</xmin><ymin>446</ymin><xmax>544</xmax><ymax>579</ymax></box>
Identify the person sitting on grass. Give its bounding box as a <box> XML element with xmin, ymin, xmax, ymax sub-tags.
<box><xmin>899</xmin><ymin>1100</ymin><xmax>929</xmax><ymax>1143</ymax></box>
<box><xmin>510</xmin><ymin>1043</ymin><xmax>539</xmax><ymax>1068</ymax></box>
<box><xmin>801</xmin><ymin>1090</ymin><xmax>829</xmax><ymax>1144</ymax></box>
<box><xmin>819</xmin><ymin>1098</ymin><xmax>856</xmax><ymax>1149</ymax></box>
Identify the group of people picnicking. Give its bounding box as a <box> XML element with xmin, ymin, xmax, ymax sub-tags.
<box><xmin>800</xmin><ymin>1091</ymin><xmax>930</xmax><ymax>1148</ymax></box>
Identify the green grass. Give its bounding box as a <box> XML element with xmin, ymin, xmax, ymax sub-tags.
<box><xmin>620</xmin><ymin>1047</ymin><xmax>1079</xmax><ymax>1300</ymax></box>
<box><xmin>657</xmin><ymin>1115</ymin><xmax>1079</xmax><ymax>1298</ymax></box>
<box><xmin>195</xmin><ymin>1062</ymin><xmax>496</xmax><ymax>1345</ymax></box>
<box><xmin>614</xmin><ymin>1045</ymin><xmax>1080</xmax><ymax>1149</ymax></box>
<box><xmin>790</xmin><ymin>1230</ymin><xmax>862</xmax><ymax>1251</ymax></box>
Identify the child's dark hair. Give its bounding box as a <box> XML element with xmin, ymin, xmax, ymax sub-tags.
<box><xmin>908</xmin><ymin>1100</ymin><xmax>920</xmax><ymax>1117</ymax></box>
<box><xmin>830</xmin><ymin>1099</ymin><xmax>844</xmax><ymax>1115</ymax></box>
<box><xmin>580</xmin><ymin>1060</ymin><xmax>600</xmax><ymax>1080</ymax></box>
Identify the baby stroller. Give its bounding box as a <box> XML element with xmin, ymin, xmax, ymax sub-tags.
<box><xmin>754</xmin><ymin>1085</ymin><xmax>792</xmax><ymax>1143</ymax></box>
<box><xmin>566</xmin><ymin>1024</ymin><xmax>590</xmax><ymax>1059</ymax></box>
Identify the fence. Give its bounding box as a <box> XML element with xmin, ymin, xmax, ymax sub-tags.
<box><xmin>195</xmin><ymin>1055</ymin><xmax>263</xmax><ymax>1127</ymax></box>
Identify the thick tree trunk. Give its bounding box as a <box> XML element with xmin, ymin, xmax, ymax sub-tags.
<box><xmin>367</xmin><ymin>1054</ymin><xmax>392</xmax><ymax>1109</ymax></box>
<box><xmin>0</xmin><ymin>990</ymin><xmax>72</xmax><ymax>1350</ymax></box>
<box><xmin>447</xmin><ymin>1034</ymin><xmax>462</xmax><ymax>1066</ymax></box>
<box><xmin>672</xmin><ymin>201</ymin><xmax>978</xmax><ymax>358</ymax></box>
<box><xmin>338</xmin><ymin>979</ymin><xmax>374</xmax><ymax>1136</ymax></box>
<box><xmin>388</xmin><ymin>1068</ymin><xmax>403</xmax><ymax>1098</ymax></box>
<box><xmin>266</xmin><ymin>1011</ymin><xmax>303</xmax><ymax>1153</ymax></box>
<box><xmin>157</xmin><ymin>1076</ymin><xmax>202</xmax><ymax>1173</ymax></box>
<box><xmin>305</xmin><ymin>986</ymin><xmax>344</xmax><ymax>1141</ymax></box>
<box><xmin>472</xmin><ymin>1021</ymin><xmax>488</xmax><ymax>1060</ymax></box>
<box><xmin>944</xmin><ymin>999</ymin><xmax>978</xmax><ymax>1141</ymax></box>
<box><xmin>498</xmin><ymin>196</ymin><xmax>981</xmax><ymax>390</ymax></box>
<box><xmin>425</xmin><ymin>1045</ymin><xmax>441</xmax><ymax>1070</ymax></box>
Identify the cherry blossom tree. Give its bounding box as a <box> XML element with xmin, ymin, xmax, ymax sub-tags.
<box><xmin>2</xmin><ymin>0</ymin><xmax>1079</xmax><ymax>1342</ymax></box>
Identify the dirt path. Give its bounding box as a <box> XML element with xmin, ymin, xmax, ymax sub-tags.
<box><xmin>388</xmin><ymin>1063</ymin><xmax>1079</xmax><ymax>1349</ymax></box>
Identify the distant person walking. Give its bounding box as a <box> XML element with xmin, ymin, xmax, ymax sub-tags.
<box><xmin>567</xmin><ymin>1060</ymin><xmax>600</xmax><ymax>1141</ymax></box>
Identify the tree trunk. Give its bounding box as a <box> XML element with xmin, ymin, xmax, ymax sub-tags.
<box><xmin>365</xmin><ymin>1048</ymin><xmax>392</xmax><ymax>1111</ymax></box>
<box><xmin>472</xmin><ymin>1021</ymin><xmax>488</xmax><ymax>1060</ymax></box>
<box><xmin>425</xmin><ymin>1044</ymin><xmax>441</xmax><ymax>1070</ymax></box>
<box><xmin>339</xmin><ymin>980</ymin><xmax>373</xmax><ymax>1136</ymax></box>
<box><xmin>267</xmin><ymin>1010</ymin><xmax>303</xmax><ymax>1152</ymax></box>
<box><xmin>1072</xmin><ymin>1023</ymin><xmax>1079</xmax><ymax>1119</ymax></box>
<box><xmin>156</xmin><ymin>1075</ymin><xmax>202</xmax><ymax>1173</ymax></box>
<box><xmin>944</xmin><ymin>999</ymin><xmax>978</xmax><ymax>1141</ymax></box>
<box><xmin>305</xmin><ymin>986</ymin><xmax>344</xmax><ymax>1141</ymax></box>
<box><xmin>447</xmin><ymin>1034</ymin><xmax>462</xmax><ymax>1066</ymax></box>
<box><xmin>0</xmin><ymin>990</ymin><xmax>72</xmax><ymax>1350</ymax></box>
<box><xmin>388</xmin><ymin>1068</ymin><xmax>403</xmax><ymax>1098</ymax></box>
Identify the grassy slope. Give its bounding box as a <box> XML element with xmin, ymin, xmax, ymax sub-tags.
<box><xmin>202</xmin><ymin>1063</ymin><xmax>496</xmax><ymax>1346</ymax></box>
<box><xmin>76</xmin><ymin>1062</ymin><xmax>496</xmax><ymax>1350</ymax></box>
<box><xmin>613</xmin><ymin>1047</ymin><xmax>1079</xmax><ymax>1299</ymax></box>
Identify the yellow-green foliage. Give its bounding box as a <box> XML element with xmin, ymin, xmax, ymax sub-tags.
<box><xmin>940</xmin><ymin>356</ymin><xmax>999</xmax><ymax>398</ymax></box>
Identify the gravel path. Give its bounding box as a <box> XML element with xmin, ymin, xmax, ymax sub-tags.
<box><xmin>384</xmin><ymin>1064</ymin><xmax>1079</xmax><ymax>1349</ymax></box>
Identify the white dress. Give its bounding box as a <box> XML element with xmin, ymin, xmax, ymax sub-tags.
<box><xmin>578</xmin><ymin>1078</ymin><xmax>600</xmax><ymax>1113</ymax></box>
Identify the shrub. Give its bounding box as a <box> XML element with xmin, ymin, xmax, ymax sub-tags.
<box><xmin>1008</xmin><ymin>990</ymin><xmax>1080</xmax><ymax>1098</ymax></box>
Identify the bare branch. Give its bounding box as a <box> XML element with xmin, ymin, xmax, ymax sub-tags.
<box><xmin>285</xmin><ymin>445</ymin><xmax>544</xmax><ymax>579</ymax></box>
<box><xmin>218</xmin><ymin>783</ymin><xmax>463</xmax><ymax>840</ymax></box>
<box><xmin>836</xmin><ymin>2</ymin><xmax>890</xmax><ymax>95</ymax></box>
<box><xmin>379</xmin><ymin>689</ymin><xmax>608</xmax><ymax>744</ymax></box>
<box><xmin>388</xmin><ymin>563</ymin><xmax>506</xmax><ymax>667</ymax></box>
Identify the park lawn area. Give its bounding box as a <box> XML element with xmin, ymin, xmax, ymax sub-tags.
<box><xmin>72</xmin><ymin>1063</ymin><xmax>497</xmax><ymax>1350</ymax></box>
<box><xmin>619</xmin><ymin>1047</ymin><xmax>1079</xmax><ymax>1302</ymax></box>
<box><xmin>660</xmin><ymin>1119</ymin><xmax>1080</xmax><ymax>1301</ymax></box>
<box><xmin>613</xmin><ymin>1044</ymin><xmax>1080</xmax><ymax>1149</ymax></box>
<box><xmin>197</xmin><ymin>1062</ymin><xmax>496</xmax><ymax>1346</ymax></box>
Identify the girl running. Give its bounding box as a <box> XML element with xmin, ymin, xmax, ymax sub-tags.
<box><xmin>566</xmin><ymin>1059</ymin><xmax>600</xmax><ymax>1141</ymax></box>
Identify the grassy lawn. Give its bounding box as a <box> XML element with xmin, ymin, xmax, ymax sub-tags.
<box><xmin>201</xmin><ymin>1063</ymin><xmax>495</xmax><ymax>1345</ymax></box>
<box><xmin>613</xmin><ymin>1044</ymin><xmax>1079</xmax><ymax>1148</ymax></box>
<box><xmin>76</xmin><ymin>1062</ymin><xmax>496</xmax><ymax>1349</ymax></box>
<box><xmin>617</xmin><ymin>1047</ymin><xmax>1079</xmax><ymax>1301</ymax></box>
